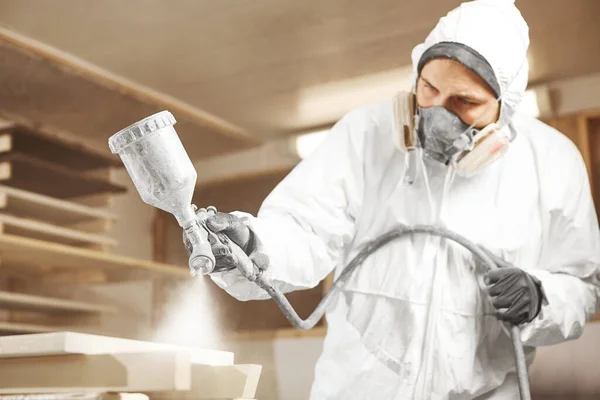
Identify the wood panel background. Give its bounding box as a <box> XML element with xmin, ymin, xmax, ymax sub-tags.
<box><xmin>587</xmin><ymin>116</ymin><xmax>600</xmax><ymax>216</ymax></box>
<box><xmin>544</xmin><ymin>112</ymin><xmax>599</xmax><ymax>220</ymax></box>
<box><xmin>545</xmin><ymin>112</ymin><xmax>600</xmax><ymax>323</ymax></box>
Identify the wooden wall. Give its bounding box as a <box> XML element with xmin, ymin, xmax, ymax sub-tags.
<box><xmin>544</xmin><ymin>111</ymin><xmax>600</xmax><ymax>322</ymax></box>
<box><xmin>544</xmin><ymin>111</ymin><xmax>600</xmax><ymax>221</ymax></box>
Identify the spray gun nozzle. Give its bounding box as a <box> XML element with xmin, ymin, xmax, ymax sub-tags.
<box><xmin>190</xmin><ymin>255</ymin><xmax>215</xmax><ymax>276</ymax></box>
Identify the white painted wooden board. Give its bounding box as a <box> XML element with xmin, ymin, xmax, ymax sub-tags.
<box><xmin>0</xmin><ymin>393</ymin><xmax>148</xmax><ymax>399</ymax></box>
<box><xmin>0</xmin><ymin>332</ymin><xmax>234</xmax><ymax>366</ymax></box>
<box><xmin>151</xmin><ymin>364</ymin><xmax>262</xmax><ymax>400</ymax></box>
<box><xmin>0</xmin><ymin>351</ymin><xmax>192</xmax><ymax>394</ymax></box>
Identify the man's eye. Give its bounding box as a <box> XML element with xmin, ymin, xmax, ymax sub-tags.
<box><xmin>423</xmin><ymin>83</ymin><xmax>438</xmax><ymax>93</ymax></box>
<box><xmin>459</xmin><ymin>98</ymin><xmax>476</xmax><ymax>105</ymax></box>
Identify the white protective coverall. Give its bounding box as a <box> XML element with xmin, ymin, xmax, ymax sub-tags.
<box><xmin>211</xmin><ymin>0</ymin><xmax>600</xmax><ymax>399</ymax></box>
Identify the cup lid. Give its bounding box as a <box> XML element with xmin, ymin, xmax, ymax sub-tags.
<box><xmin>108</xmin><ymin>110</ymin><xmax>176</xmax><ymax>154</ymax></box>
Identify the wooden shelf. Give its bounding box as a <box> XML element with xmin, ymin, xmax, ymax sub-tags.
<box><xmin>0</xmin><ymin>321</ymin><xmax>56</xmax><ymax>335</ymax></box>
<box><xmin>0</xmin><ymin>234</ymin><xmax>189</xmax><ymax>278</ymax></box>
<box><xmin>0</xmin><ymin>213</ymin><xmax>117</xmax><ymax>247</ymax></box>
<box><xmin>0</xmin><ymin>153</ymin><xmax>127</xmax><ymax>199</ymax></box>
<box><xmin>0</xmin><ymin>28</ymin><xmax>260</xmax><ymax>162</ymax></box>
<box><xmin>227</xmin><ymin>326</ymin><xmax>327</xmax><ymax>342</ymax></box>
<box><xmin>0</xmin><ymin>128</ymin><xmax>122</xmax><ymax>171</ymax></box>
<box><xmin>0</xmin><ymin>290</ymin><xmax>117</xmax><ymax>314</ymax></box>
<box><xmin>0</xmin><ymin>184</ymin><xmax>116</xmax><ymax>224</ymax></box>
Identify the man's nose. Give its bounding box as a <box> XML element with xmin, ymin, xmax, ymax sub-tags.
<box><xmin>432</xmin><ymin>95</ymin><xmax>447</xmax><ymax>108</ymax></box>
<box><xmin>436</xmin><ymin>96</ymin><xmax>458</xmax><ymax>116</ymax></box>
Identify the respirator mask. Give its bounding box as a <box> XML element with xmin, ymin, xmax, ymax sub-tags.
<box><xmin>392</xmin><ymin>41</ymin><xmax>517</xmax><ymax>180</ymax></box>
<box><xmin>392</xmin><ymin>91</ymin><xmax>510</xmax><ymax>178</ymax></box>
<box><xmin>417</xmin><ymin>103</ymin><xmax>509</xmax><ymax>170</ymax></box>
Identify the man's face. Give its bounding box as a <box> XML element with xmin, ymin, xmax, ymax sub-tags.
<box><xmin>416</xmin><ymin>58</ymin><xmax>500</xmax><ymax>129</ymax></box>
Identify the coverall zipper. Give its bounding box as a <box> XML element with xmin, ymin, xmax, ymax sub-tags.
<box><xmin>414</xmin><ymin>167</ymin><xmax>454</xmax><ymax>399</ymax></box>
<box><xmin>413</xmin><ymin>236</ymin><xmax>444</xmax><ymax>400</ymax></box>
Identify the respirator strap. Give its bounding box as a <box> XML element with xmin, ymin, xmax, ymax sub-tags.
<box><xmin>392</xmin><ymin>91</ymin><xmax>417</xmax><ymax>152</ymax></box>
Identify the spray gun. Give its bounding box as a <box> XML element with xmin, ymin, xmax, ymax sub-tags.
<box><xmin>107</xmin><ymin>111</ymin><xmax>215</xmax><ymax>275</ymax></box>
<box><xmin>109</xmin><ymin>111</ymin><xmax>531</xmax><ymax>400</ymax></box>
<box><xmin>108</xmin><ymin>112</ymin><xmax>263</xmax><ymax>281</ymax></box>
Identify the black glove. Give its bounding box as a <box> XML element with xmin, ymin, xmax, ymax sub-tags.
<box><xmin>184</xmin><ymin>211</ymin><xmax>268</xmax><ymax>274</ymax></box>
<box><xmin>205</xmin><ymin>212</ymin><xmax>252</xmax><ymax>272</ymax></box>
<box><xmin>482</xmin><ymin>250</ymin><xmax>544</xmax><ymax>325</ymax></box>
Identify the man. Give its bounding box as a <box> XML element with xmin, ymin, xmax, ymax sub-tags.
<box><xmin>192</xmin><ymin>0</ymin><xmax>600</xmax><ymax>398</ymax></box>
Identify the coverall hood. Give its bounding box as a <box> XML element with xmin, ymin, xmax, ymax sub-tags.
<box><xmin>410</xmin><ymin>0</ymin><xmax>530</xmax><ymax>127</ymax></box>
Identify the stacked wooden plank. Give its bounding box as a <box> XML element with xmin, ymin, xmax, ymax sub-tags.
<box><xmin>0</xmin><ymin>332</ymin><xmax>261</xmax><ymax>400</ymax></box>
<box><xmin>0</xmin><ymin>121</ymin><xmax>129</xmax><ymax>335</ymax></box>
<box><xmin>0</xmin><ymin>394</ymin><xmax>148</xmax><ymax>399</ymax></box>
<box><xmin>0</xmin><ymin>120</ymin><xmax>195</xmax><ymax>337</ymax></box>
<box><xmin>0</xmin><ymin>120</ymin><xmax>197</xmax><ymax>283</ymax></box>
<box><xmin>0</xmin><ymin>123</ymin><xmax>123</xmax><ymax>250</ymax></box>
<box><xmin>0</xmin><ymin>290</ymin><xmax>118</xmax><ymax>336</ymax></box>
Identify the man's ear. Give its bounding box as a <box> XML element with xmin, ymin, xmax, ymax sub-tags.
<box><xmin>392</xmin><ymin>91</ymin><xmax>418</xmax><ymax>153</ymax></box>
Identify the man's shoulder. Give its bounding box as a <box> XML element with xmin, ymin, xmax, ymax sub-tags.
<box><xmin>339</xmin><ymin>98</ymin><xmax>394</xmax><ymax>128</ymax></box>
<box><xmin>334</xmin><ymin>99</ymin><xmax>395</xmax><ymax>151</ymax></box>
<box><xmin>512</xmin><ymin>113</ymin><xmax>584</xmax><ymax>165</ymax></box>
<box><xmin>512</xmin><ymin>113</ymin><xmax>590</xmax><ymax>202</ymax></box>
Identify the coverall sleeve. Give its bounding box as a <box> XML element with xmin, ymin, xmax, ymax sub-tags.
<box><xmin>520</xmin><ymin>141</ymin><xmax>600</xmax><ymax>347</ymax></box>
<box><xmin>209</xmin><ymin>110</ymin><xmax>366</xmax><ymax>301</ymax></box>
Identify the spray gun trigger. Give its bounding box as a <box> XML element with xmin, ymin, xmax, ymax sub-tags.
<box><xmin>215</xmin><ymin>232</ymin><xmax>230</xmax><ymax>246</ymax></box>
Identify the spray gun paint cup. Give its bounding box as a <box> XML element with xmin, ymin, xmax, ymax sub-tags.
<box><xmin>108</xmin><ymin>111</ymin><xmax>215</xmax><ymax>275</ymax></box>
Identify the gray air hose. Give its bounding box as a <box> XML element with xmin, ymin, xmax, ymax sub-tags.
<box><xmin>242</xmin><ymin>224</ymin><xmax>531</xmax><ymax>400</ymax></box>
